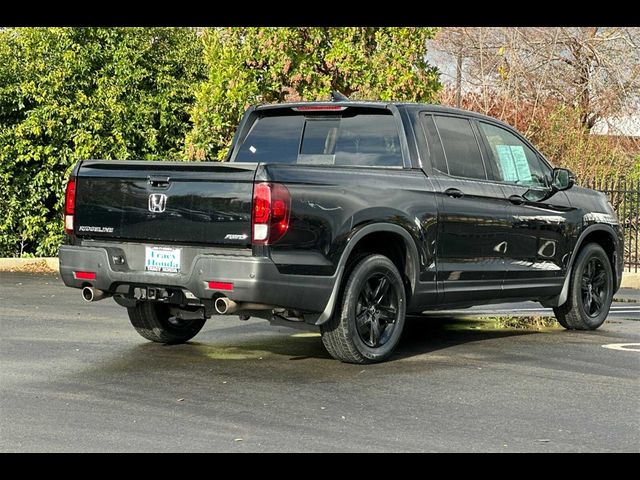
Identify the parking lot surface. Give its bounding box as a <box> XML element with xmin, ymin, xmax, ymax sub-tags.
<box><xmin>1</xmin><ymin>273</ymin><xmax>638</xmax><ymax>452</ymax></box>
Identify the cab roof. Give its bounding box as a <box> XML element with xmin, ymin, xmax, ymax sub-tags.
<box><xmin>255</xmin><ymin>101</ymin><xmax>505</xmax><ymax>124</ymax></box>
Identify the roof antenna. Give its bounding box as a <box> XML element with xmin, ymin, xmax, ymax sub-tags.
<box><xmin>330</xmin><ymin>91</ymin><xmax>349</xmax><ymax>102</ymax></box>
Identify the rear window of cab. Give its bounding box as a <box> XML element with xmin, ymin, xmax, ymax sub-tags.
<box><xmin>233</xmin><ymin>110</ymin><xmax>403</xmax><ymax>167</ymax></box>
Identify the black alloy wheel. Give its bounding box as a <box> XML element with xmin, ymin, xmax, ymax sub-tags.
<box><xmin>581</xmin><ymin>257</ymin><xmax>610</xmax><ymax>318</ymax></box>
<box><xmin>320</xmin><ymin>254</ymin><xmax>407</xmax><ymax>364</ymax></box>
<box><xmin>355</xmin><ymin>273</ymin><xmax>400</xmax><ymax>348</ymax></box>
<box><xmin>553</xmin><ymin>243</ymin><xmax>613</xmax><ymax>331</ymax></box>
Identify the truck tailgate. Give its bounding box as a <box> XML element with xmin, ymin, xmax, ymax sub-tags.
<box><xmin>74</xmin><ymin>160</ymin><xmax>256</xmax><ymax>247</ymax></box>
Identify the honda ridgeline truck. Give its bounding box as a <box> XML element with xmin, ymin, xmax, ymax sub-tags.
<box><xmin>59</xmin><ymin>101</ymin><xmax>623</xmax><ymax>363</ymax></box>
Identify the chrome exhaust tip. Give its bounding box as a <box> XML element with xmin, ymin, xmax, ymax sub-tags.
<box><xmin>82</xmin><ymin>286</ymin><xmax>109</xmax><ymax>302</ymax></box>
<box><xmin>214</xmin><ymin>297</ymin><xmax>235</xmax><ymax>315</ymax></box>
<box><xmin>214</xmin><ymin>297</ymin><xmax>275</xmax><ymax>316</ymax></box>
<box><xmin>82</xmin><ymin>286</ymin><xmax>94</xmax><ymax>302</ymax></box>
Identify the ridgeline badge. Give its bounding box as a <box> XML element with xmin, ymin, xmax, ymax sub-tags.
<box><xmin>78</xmin><ymin>226</ymin><xmax>114</xmax><ymax>233</ymax></box>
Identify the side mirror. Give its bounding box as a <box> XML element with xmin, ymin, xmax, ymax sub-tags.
<box><xmin>523</xmin><ymin>168</ymin><xmax>575</xmax><ymax>202</ymax></box>
<box><xmin>552</xmin><ymin>168</ymin><xmax>575</xmax><ymax>191</ymax></box>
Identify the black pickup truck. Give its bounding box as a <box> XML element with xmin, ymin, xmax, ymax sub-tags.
<box><xmin>59</xmin><ymin>101</ymin><xmax>623</xmax><ymax>363</ymax></box>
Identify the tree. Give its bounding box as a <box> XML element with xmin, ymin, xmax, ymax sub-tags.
<box><xmin>0</xmin><ymin>27</ymin><xmax>205</xmax><ymax>257</ymax></box>
<box><xmin>186</xmin><ymin>27</ymin><xmax>441</xmax><ymax>160</ymax></box>
<box><xmin>432</xmin><ymin>27</ymin><xmax>640</xmax><ymax>131</ymax></box>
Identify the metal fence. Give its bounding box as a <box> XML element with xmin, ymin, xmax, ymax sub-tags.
<box><xmin>587</xmin><ymin>178</ymin><xmax>640</xmax><ymax>272</ymax></box>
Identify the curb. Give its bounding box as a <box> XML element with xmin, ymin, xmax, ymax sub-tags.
<box><xmin>0</xmin><ymin>257</ymin><xmax>59</xmax><ymax>273</ymax></box>
<box><xmin>621</xmin><ymin>272</ymin><xmax>640</xmax><ymax>289</ymax></box>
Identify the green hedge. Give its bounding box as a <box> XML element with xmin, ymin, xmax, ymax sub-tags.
<box><xmin>0</xmin><ymin>28</ymin><xmax>205</xmax><ymax>256</ymax></box>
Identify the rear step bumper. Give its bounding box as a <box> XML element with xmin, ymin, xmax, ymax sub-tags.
<box><xmin>59</xmin><ymin>245</ymin><xmax>334</xmax><ymax>313</ymax></box>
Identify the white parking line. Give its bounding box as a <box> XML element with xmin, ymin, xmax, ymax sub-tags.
<box><xmin>602</xmin><ymin>343</ymin><xmax>640</xmax><ymax>352</ymax></box>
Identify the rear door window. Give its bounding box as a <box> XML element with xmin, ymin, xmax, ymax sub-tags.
<box><xmin>234</xmin><ymin>111</ymin><xmax>403</xmax><ymax>167</ymax></box>
<box><xmin>420</xmin><ymin>114</ymin><xmax>448</xmax><ymax>174</ymax></box>
<box><xmin>433</xmin><ymin>115</ymin><xmax>487</xmax><ymax>180</ymax></box>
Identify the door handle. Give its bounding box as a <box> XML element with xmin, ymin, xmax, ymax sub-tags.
<box><xmin>148</xmin><ymin>176</ymin><xmax>171</xmax><ymax>189</ymax></box>
<box><xmin>444</xmin><ymin>188</ymin><xmax>464</xmax><ymax>199</ymax></box>
<box><xmin>508</xmin><ymin>194</ymin><xmax>525</xmax><ymax>205</ymax></box>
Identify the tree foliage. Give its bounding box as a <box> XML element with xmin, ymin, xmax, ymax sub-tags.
<box><xmin>186</xmin><ymin>27</ymin><xmax>441</xmax><ymax>160</ymax></box>
<box><xmin>0</xmin><ymin>27</ymin><xmax>204</xmax><ymax>256</ymax></box>
<box><xmin>432</xmin><ymin>27</ymin><xmax>640</xmax><ymax>130</ymax></box>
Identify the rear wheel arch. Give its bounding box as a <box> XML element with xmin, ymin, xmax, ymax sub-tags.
<box><xmin>314</xmin><ymin>223</ymin><xmax>420</xmax><ymax>325</ymax></box>
<box><xmin>340</xmin><ymin>224</ymin><xmax>419</xmax><ymax>300</ymax></box>
<box><xmin>320</xmin><ymin>253</ymin><xmax>407</xmax><ymax>363</ymax></box>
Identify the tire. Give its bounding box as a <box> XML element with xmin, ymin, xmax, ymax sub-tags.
<box><xmin>321</xmin><ymin>254</ymin><xmax>406</xmax><ymax>364</ymax></box>
<box><xmin>127</xmin><ymin>302</ymin><xmax>206</xmax><ymax>344</ymax></box>
<box><xmin>553</xmin><ymin>243</ymin><xmax>613</xmax><ymax>330</ymax></box>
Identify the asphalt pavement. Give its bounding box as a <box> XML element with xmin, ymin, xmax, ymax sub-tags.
<box><xmin>1</xmin><ymin>272</ymin><xmax>638</xmax><ymax>452</ymax></box>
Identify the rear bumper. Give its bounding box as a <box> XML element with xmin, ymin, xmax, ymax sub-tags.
<box><xmin>59</xmin><ymin>245</ymin><xmax>334</xmax><ymax>313</ymax></box>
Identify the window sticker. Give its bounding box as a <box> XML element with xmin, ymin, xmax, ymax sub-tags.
<box><xmin>495</xmin><ymin>144</ymin><xmax>518</xmax><ymax>182</ymax></box>
<box><xmin>495</xmin><ymin>144</ymin><xmax>532</xmax><ymax>183</ymax></box>
<box><xmin>509</xmin><ymin>145</ymin><xmax>532</xmax><ymax>182</ymax></box>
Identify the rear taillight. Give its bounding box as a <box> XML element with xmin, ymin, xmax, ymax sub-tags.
<box><xmin>251</xmin><ymin>182</ymin><xmax>291</xmax><ymax>245</ymax></box>
<box><xmin>64</xmin><ymin>177</ymin><xmax>76</xmax><ymax>235</ymax></box>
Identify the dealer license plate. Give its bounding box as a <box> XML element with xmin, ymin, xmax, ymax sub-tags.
<box><xmin>145</xmin><ymin>247</ymin><xmax>181</xmax><ymax>273</ymax></box>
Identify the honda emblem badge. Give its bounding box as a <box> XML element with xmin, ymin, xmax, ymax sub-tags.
<box><xmin>148</xmin><ymin>194</ymin><xmax>167</xmax><ymax>213</ymax></box>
